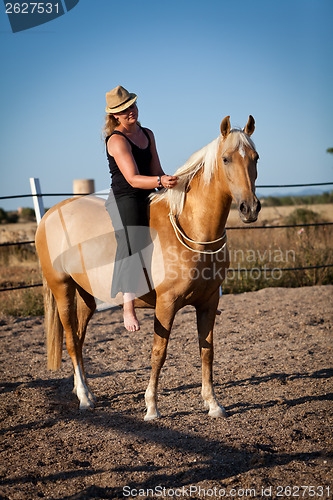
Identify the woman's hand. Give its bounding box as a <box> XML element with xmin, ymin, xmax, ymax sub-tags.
<box><xmin>161</xmin><ymin>175</ymin><xmax>178</xmax><ymax>189</ymax></box>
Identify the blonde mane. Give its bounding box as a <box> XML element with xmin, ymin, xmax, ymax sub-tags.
<box><xmin>151</xmin><ymin>129</ymin><xmax>256</xmax><ymax>215</ymax></box>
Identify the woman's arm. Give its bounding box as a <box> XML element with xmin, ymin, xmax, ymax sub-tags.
<box><xmin>144</xmin><ymin>128</ymin><xmax>164</xmax><ymax>176</ymax></box>
<box><xmin>107</xmin><ymin>134</ymin><xmax>177</xmax><ymax>190</ymax></box>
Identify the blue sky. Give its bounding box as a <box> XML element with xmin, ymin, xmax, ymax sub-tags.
<box><xmin>1</xmin><ymin>0</ymin><xmax>332</xmax><ymax>210</ymax></box>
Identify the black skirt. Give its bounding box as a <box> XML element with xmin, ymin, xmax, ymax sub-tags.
<box><xmin>105</xmin><ymin>193</ymin><xmax>152</xmax><ymax>298</ymax></box>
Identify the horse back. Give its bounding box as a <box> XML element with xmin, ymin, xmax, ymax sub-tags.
<box><xmin>35</xmin><ymin>196</ymin><xmax>164</xmax><ymax>306</ymax></box>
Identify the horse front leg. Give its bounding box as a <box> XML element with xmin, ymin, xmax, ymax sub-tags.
<box><xmin>196</xmin><ymin>294</ymin><xmax>227</xmax><ymax>418</ymax></box>
<box><xmin>144</xmin><ymin>301</ymin><xmax>176</xmax><ymax>421</ymax></box>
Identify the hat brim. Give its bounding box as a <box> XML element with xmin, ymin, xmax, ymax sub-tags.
<box><xmin>105</xmin><ymin>94</ymin><xmax>137</xmax><ymax>114</ymax></box>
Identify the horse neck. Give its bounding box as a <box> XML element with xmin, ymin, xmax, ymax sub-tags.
<box><xmin>178</xmin><ymin>166</ymin><xmax>232</xmax><ymax>242</ymax></box>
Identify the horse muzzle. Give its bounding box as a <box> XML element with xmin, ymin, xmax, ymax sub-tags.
<box><xmin>238</xmin><ymin>196</ymin><xmax>261</xmax><ymax>223</ymax></box>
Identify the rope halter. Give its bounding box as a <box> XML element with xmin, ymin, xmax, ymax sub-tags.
<box><xmin>168</xmin><ymin>213</ymin><xmax>227</xmax><ymax>255</ymax></box>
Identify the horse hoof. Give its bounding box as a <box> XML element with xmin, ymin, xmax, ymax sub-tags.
<box><xmin>144</xmin><ymin>410</ymin><xmax>161</xmax><ymax>421</ymax></box>
<box><xmin>208</xmin><ymin>406</ymin><xmax>227</xmax><ymax>418</ymax></box>
<box><xmin>79</xmin><ymin>400</ymin><xmax>94</xmax><ymax>410</ymax></box>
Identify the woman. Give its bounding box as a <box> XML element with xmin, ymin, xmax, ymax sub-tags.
<box><xmin>103</xmin><ymin>85</ymin><xmax>178</xmax><ymax>332</ymax></box>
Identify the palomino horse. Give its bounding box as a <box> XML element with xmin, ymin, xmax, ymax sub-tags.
<box><xmin>35</xmin><ymin>115</ymin><xmax>261</xmax><ymax>420</ymax></box>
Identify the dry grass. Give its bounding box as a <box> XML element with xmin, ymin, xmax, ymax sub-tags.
<box><xmin>224</xmin><ymin>224</ymin><xmax>332</xmax><ymax>294</ymax></box>
<box><xmin>0</xmin><ymin>245</ymin><xmax>43</xmax><ymax>316</ymax></box>
<box><xmin>224</xmin><ymin>205</ymin><xmax>333</xmax><ymax>293</ymax></box>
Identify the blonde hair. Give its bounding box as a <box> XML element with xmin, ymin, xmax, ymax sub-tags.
<box><xmin>102</xmin><ymin>114</ymin><xmax>119</xmax><ymax>141</ymax></box>
<box><xmin>101</xmin><ymin>114</ymin><xmax>142</xmax><ymax>141</ymax></box>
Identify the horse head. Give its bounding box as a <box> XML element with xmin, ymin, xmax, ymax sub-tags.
<box><xmin>219</xmin><ymin>115</ymin><xmax>261</xmax><ymax>223</ymax></box>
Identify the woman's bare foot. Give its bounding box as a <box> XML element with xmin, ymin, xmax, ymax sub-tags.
<box><xmin>123</xmin><ymin>310</ymin><xmax>140</xmax><ymax>332</ymax></box>
<box><xmin>123</xmin><ymin>293</ymin><xmax>140</xmax><ymax>332</ymax></box>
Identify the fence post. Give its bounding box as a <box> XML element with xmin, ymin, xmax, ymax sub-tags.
<box><xmin>29</xmin><ymin>177</ymin><xmax>45</xmax><ymax>225</ymax></box>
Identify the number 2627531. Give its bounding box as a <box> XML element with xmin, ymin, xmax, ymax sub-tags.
<box><xmin>5</xmin><ymin>3</ymin><xmax>60</xmax><ymax>14</ymax></box>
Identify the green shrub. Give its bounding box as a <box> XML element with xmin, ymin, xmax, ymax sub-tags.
<box><xmin>0</xmin><ymin>208</ymin><xmax>7</xmax><ymax>223</ymax></box>
<box><xmin>260</xmin><ymin>191</ymin><xmax>333</xmax><ymax>207</ymax></box>
<box><xmin>285</xmin><ymin>208</ymin><xmax>326</xmax><ymax>226</ymax></box>
<box><xmin>5</xmin><ymin>211</ymin><xmax>19</xmax><ymax>223</ymax></box>
<box><xmin>19</xmin><ymin>207</ymin><xmax>36</xmax><ymax>221</ymax></box>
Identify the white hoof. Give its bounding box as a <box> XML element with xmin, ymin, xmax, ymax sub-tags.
<box><xmin>75</xmin><ymin>386</ymin><xmax>96</xmax><ymax>401</ymax></box>
<box><xmin>144</xmin><ymin>409</ymin><xmax>161</xmax><ymax>421</ymax></box>
<box><xmin>208</xmin><ymin>405</ymin><xmax>227</xmax><ymax>418</ymax></box>
<box><xmin>79</xmin><ymin>398</ymin><xmax>94</xmax><ymax>410</ymax></box>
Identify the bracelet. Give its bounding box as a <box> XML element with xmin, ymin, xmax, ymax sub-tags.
<box><xmin>157</xmin><ymin>176</ymin><xmax>162</xmax><ymax>187</ymax></box>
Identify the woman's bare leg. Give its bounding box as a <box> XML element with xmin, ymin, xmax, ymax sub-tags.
<box><xmin>123</xmin><ymin>292</ymin><xmax>140</xmax><ymax>332</ymax></box>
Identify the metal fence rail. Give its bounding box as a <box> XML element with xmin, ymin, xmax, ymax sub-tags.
<box><xmin>1</xmin><ymin>181</ymin><xmax>332</xmax><ymax>200</ymax></box>
<box><xmin>1</xmin><ymin>221</ymin><xmax>333</xmax><ymax>249</ymax></box>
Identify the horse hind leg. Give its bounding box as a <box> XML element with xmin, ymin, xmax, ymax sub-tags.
<box><xmin>52</xmin><ymin>279</ymin><xmax>94</xmax><ymax>410</ymax></box>
<box><xmin>72</xmin><ymin>286</ymin><xmax>96</xmax><ymax>404</ymax></box>
<box><xmin>196</xmin><ymin>296</ymin><xmax>227</xmax><ymax>418</ymax></box>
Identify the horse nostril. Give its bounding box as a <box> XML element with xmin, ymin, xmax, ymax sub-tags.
<box><xmin>239</xmin><ymin>202</ymin><xmax>248</xmax><ymax>215</ymax></box>
<box><xmin>256</xmin><ymin>199</ymin><xmax>261</xmax><ymax>213</ymax></box>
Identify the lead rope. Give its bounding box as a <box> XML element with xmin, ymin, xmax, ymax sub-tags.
<box><xmin>168</xmin><ymin>213</ymin><xmax>227</xmax><ymax>255</ymax></box>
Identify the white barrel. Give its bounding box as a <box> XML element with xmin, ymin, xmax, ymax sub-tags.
<box><xmin>73</xmin><ymin>179</ymin><xmax>95</xmax><ymax>195</ymax></box>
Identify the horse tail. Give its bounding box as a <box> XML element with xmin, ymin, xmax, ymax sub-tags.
<box><xmin>43</xmin><ymin>276</ymin><xmax>64</xmax><ymax>370</ymax></box>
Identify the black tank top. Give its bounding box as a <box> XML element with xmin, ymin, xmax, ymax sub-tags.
<box><xmin>106</xmin><ymin>127</ymin><xmax>154</xmax><ymax>199</ymax></box>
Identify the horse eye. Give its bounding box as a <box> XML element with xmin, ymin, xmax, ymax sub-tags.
<box><xmin>223</xmin><ymin>157</ymin><xmax>231</xmax><ymax>165</ymax></box>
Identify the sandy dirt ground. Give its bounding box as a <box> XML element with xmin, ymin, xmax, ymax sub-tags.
<box><xmin>0</xmin><ymin>285</ymin><xmax>332</xmax><ymax>499</ymax></box>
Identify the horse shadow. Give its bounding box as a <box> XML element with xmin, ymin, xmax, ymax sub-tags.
<box><xmin>214</xmin><ymin>368</ymin><xmax>333</xmax><ymax>416</ymax></box>
<box><xmin>1</xmin><ymin>367</ymin><xmax>331</xmax><ymax>498</ymax></box>
<box><xmin>41</xmin><ymin>403</ymin><xmax>328</xmax><ymax>500</ymax></box>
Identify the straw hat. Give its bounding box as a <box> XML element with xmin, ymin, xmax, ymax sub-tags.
<box><xmin>105</xmin><ymin>85</ymin><xmax>137</xmax><ymax>114</ymax></box>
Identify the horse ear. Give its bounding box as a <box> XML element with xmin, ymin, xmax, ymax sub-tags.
<box><xmin>244</xmin><ymin>115</ymin><xmax>255</xmax><ymax>136</ymax></box>
<box><xmin>220</xmin><ymin>116</ymin><xmax>231</xmax><ymax>137</ymax></box>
